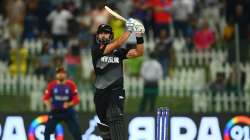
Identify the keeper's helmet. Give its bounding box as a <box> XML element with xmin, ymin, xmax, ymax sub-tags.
<box><xmin>96</xmin><ymin>24</ymin><xmax>114</xmax><ymax>45</ymax></box>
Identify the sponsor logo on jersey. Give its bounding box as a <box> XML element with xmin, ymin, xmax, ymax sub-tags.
<box><xmin>54</xmin><ymin>96</ymin><xmax>69</xmax><ymax>101</ymax></box>
<box><xmin>101</xmin><ymin>56</ymin><xmax>119</xmax><ymax>63</ymax></box>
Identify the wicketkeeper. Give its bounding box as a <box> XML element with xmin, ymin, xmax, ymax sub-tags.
<box><xmin>91</xmin><ymin>18</ymin><xmax>145</xmax><ymax>140</ymax></box>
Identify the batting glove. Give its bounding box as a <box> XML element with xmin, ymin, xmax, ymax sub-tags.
<box><xmin>133</xmin><ymin>20</ymin><xmax>145</xmax><ymax>34</ymax></box>
<box><xmin>126</xmin><ymin>18</ymin><xmax>136</xmax><ymax>32</ymax></box>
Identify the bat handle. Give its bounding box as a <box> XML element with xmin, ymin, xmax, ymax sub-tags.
<box><xmin>121</xmin><ymin>18</ymin><xmax>128</xmax><ymax>22</ymax></box>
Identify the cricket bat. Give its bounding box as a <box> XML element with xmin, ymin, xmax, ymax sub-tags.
<box><xmin>104</xmin><ymin>6</ymin><xmax>127</xmax><ymax>22</ymax></box>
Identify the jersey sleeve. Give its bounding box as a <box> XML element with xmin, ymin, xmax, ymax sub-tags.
<box><xmin>67</xmin><ymin>80</ymin><xmax>80</xmax><ymax>105</ymax></box>
<box><xmin>91</xmin><ymin>45</ymin><xmax>105</xmax><ymax>59</ymax></box>
<box><xmin>114</xmin><ymin>48</ymin><xmax>130</xmax><ymax>60</ymax></box>
<box><xmin>43</xmin><ymin>82</ymin><xmax>53</xmax><ymax>101</ymax></box>
<box><xmin>67</xmin><ymin>80</ymin><xmax>79</xmax><ymax>95</ymax></box>
<box><xmin>92</xmin><ymin>45</ymin><xmax>105</xmax><ymax>70</ymax></box>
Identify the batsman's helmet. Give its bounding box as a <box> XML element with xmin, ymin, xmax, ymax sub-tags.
<box><xmin>96</xmin><ymin>24</ymin><xmax>114</xmax><ymax>44</ymax></box>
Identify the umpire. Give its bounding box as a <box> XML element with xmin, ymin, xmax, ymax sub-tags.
<box><xmin>91</xmin><ymin>18</ymin><xmax>145</xmax><ymax>140</ymax></box>
<box><xmin>43</xmin><ymin>67</ymin><xmax>81</xmax><ymax>140</ymax></box>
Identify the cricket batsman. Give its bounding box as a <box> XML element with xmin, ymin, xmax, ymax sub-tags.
<box><xmin>43</xmin><ymin>67</ymin><xmax>82</xmax><ymax>140</ymax></box>
<box><xmin>91</xmin><ymin>18</ymin><xmax>145</xmax><ymax>140</ymax></box>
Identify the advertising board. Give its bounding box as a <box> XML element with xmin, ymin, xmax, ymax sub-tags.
<box><xmin>0</xmin><ymin>113</ymin><xmax>249</xmax><ymax>140</ymax></box>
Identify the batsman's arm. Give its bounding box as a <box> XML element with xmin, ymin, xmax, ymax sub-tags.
<box><xmin>126</xmin><ymin>43</ymin><xmax>144</xmax><ymax>58</ymax></box>
<box><xmin>126</xmin><ymin>35</ymin><xmax>144</xmax><ymax>58</ymax></box>
<box><xmin>103</xmin><ymin>31</ymin><xmax>131</xmax><ymax>55</ymax></box>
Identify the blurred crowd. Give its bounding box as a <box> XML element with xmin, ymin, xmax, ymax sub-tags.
<box><xmin>0</xmin><ymin>0</ymin><xmax>249</xmax><ymax>91</ymax></box>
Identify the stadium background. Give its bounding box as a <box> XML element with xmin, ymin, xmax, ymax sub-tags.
<box><xmin>0</xmin><ymin>0</ymin><xmax>250</xmax><ymax>139</ymax></box>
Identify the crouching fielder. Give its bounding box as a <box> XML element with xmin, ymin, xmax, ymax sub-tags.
<box><xmin>91</xmin><ymin>18</ymin><xmax>145</xmax><ymax>140</ymax></box>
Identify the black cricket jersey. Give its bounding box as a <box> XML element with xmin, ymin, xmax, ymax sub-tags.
<box><xmin>91</xmin><ymin>43</ymin><xmax>129</xmax><ymax>89</ymax></box>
